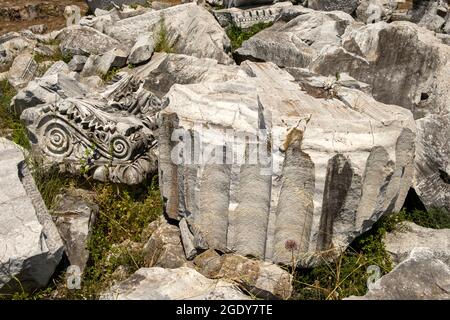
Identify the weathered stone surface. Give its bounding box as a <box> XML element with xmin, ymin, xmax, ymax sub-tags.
<box><xmin>8</xmin><ymin>53</ymin><xmax>38</xmax><ymax>89</ymax></box>
<box><xmin>193</xmin><ymin>249</ymin><xmax>222</xmax><ymax>278</ymax></box>
<box><xmin>158</xmin><ymin>61</ymin><xmax>416</xmax><ymax>267</ymax></box>
<box><xmin>197</xmin><ymin>253</ymin><xmax>293</xmax><ymax>299</ymax></box>
<box><xmin>0</xmin><ymin>138</ymin><xmax>64</xmax><ymax>293</ymax></box>
<box><xmin>223</xmin><ymin>0</ymin><xmax>274</xmax><ymax>8</ymax></box>
<box><xmin>305</xmin><ymin>21</ymin><xmax>450</xmax><ymax>210</ymax></box>
<box><xmin>179</xmin><ymin>218</ymin><xmax>197</xmax><ymax>260</ymax></box>
<box><xmin>79</xmin><ymin>14</ymin><xmax>116</xmax><ymax>33</ymax></box>
<box><xmin>28</xmin><ymin>24</ymin><xmax>47</xmax><ymax>35</ymax></box>
<box><xmin>285</xmin><ymin>68</ymin><xmax>372</xmax><ymax>95</ymax></box>
<box><xmin>235</xmin><ymin>10</ymin><xmax>354</xmax><ymax>68</ymax></box>
<box><xmin>68</xmin><ymin>55</ymin><xmax>88</xmax><ymax>72</ymax></box>
<box><xmin>308</xmin><ymin>0</ymin><xmax>359</xmax><ymax>14</ymax></box>
<box><xmin>141</xmin><ymin>216</ymin><xmax>164</xmax><ymax>242</ymax></box>
<box><xmin>100</xmin><ymin>266</ymin><xmax>250</xmax><ymax>300</ymax></box>
<box><xmin>85</xmin><ymin>0</ymin><xmax>148</xmax><ymax>11</ymax></box>
<box><xmin>104</xmin><ymin>3</ymin><xmax>234</xmax><ymax>64</ymax></box>
<box><xmin>81</xmin><ymin>48</ymin><xmax>128</xmax><ymax>77</ymax></box>
<box><xmin>414</xmin><ymin>114</ymin><xmax>450</xmax><ymax>212</ymax></box>
<box><xmin>57</xmin><ymin>25</ymin><xmax>126</xmax><ymax>57</ymax></box>
<box><xmin>213</xmin><ymin>2</ymin><xmax>292</xmax><ymax>28</ymax></box>
<box><xmin>43</xmin><ymin>61</ymin><xmax>71</xmax><ymax>77</ymax></box>
<box><xmin>0</xmin><ymin>32</ymin><xmax>36</xmax><ymax>72</ymax></box>
<box><xmin>80</xmin><ymin>75</ymin><xmax>104</xmax><ymax>89</ymax></box>
<box><xmin>151</xmin><ymin>1</ymin><xmax>174</xmax><ymax>11</ymax></box>
<box><xmin>94</xmin><ymin>8</ymin><xmax>110</xmax><ymax>16</ymax></box>
<box><xmin>417</xmin><ymin>0</ymin><xmax>448</xmax><ymax>33</ymax></box>
<box><xmin>384</xmin><ymin>222</ymin><xmax>450</xmax><ymax>266</ymax></box>
<box><xmin>135</xmin><ymin>52</ymin><xmax>245</xmax><ymax>98</ymax></box>
<box><xmin>12</xmin><ymin>73</ymin><xmax>89</xmax><ymax>116</ymax></box>
<box><xmin>52</xmin><ymin>189</ymin><xmax>99</xmax><ymax>273</ymax></box>
<box><xmin>355</xmin><ymin>0</ymin><xmax>394</xmax><ymax>24</ymax></box>
<box><xmin>347</xmin><ymin>247</ymin><xmax>450</xmax><ymax>300</ymax></box>
<box><xmin>143</xmin><ymin>219</ymin><xmax>187</xmax><ymax>268</ymax></box>
<box><xmin>311</xmin><ymin>21</ymin><xmax>450</xmax><ymax>119</ymax></box>
<box><xmin>127</xmin><ymin>34</ymin><xmax>155</xmax><ymax>65</ymax></box>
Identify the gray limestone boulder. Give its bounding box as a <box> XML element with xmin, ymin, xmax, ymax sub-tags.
<box><xmin>134</xmin><ymin>53</ymin><xmax>244</xmax><ymax>97</ymax></box>
<box><xmin>195</xmin><ymin>253</ymin><xmax>293</xmax><ymax>299</ymax></box>
<box><xmin>158</xmin><ymin>61</ymin><xmax>416</xmax><ymax>267</ymax></box>
<box><xmin>7</xmin><ymin>53</ymin><xmax>38</xmax><ymax>90</ymax></box>
<box><xmin>42</xmin><ymin>61</ymin><xmax>71</xmax><ymax>77</ymax></box>
<box><xmin>104</xmin><ymin>3</ymin><xmax>234</xmax><ymax>64</ymax></box>
<box><xmin>127</xmin><ymin>35</ymin><xmax>155</xmax><ymax>65</ymax></box>
<box><xmin>143</xmin><ymin>219</ymin><xmax>187</xmax><ymax>268</ymax></box>
<box><xmin>307</xmin><ymin>0</ymin><xmax>359</xmax><ymax>14</ymax></box>
<box><xmin>384</xmin><ymin>222</ymin><xmax>450</xmax><ymax>266</ymax></box>
<box><xmin>0</xmin><ymin>138</ymin><xmax>64</xmax><ymax>293</ymax></box>
<box><xmin>85</xmin><ymin>0</ymin><xmax>149</xmax><ymax>11</ymax></box>
<box><xmin>12</xmin><ymin>73</ymin><xmax>89</xmax><ymax>116</ymax></box>
<box><xmin>81</xmin><ymin>48</ymin><xmax>128</xmax><ymax>77</ymax></box>
<box><xmin>414</xmin><ymin>114</ymin><xmax>450</xmax><ymax>212</ymax></box>
<box><xmin>57</xmin><ymin>25</ymin><xmax>126</xmax><ymax>57</ymax></box>
<box><xmin>100</xmin><ymin>267</ymin><xmax>251</xmax><ymax>300</ymax></box>
<box><xmin>235</xmin><ymin>10</ymin><xmax>354</xmax><ymax>68</ymax></box>
<box><xmin>52</xmin><ymin>189</ymin><xmax>99</xmax><ymax>273</ymax></box>
<box><xmin>0</xmin><ymin>32</ymin><xmax>36</xmax><ymax>72</ymax></box>
<box><xmin>347</xmin><ymin>247</ymin><xmax>450</xmax><ymax>300</ymax></box>
<box><xmin>307</xmin><ymin>22</ymin><xmax>450</xmax><ymax>210</ymax></box>
<box><xmin>68</xmin><ymin>55</ymin><xmax>88</xmax><ymax>72</ymax></box>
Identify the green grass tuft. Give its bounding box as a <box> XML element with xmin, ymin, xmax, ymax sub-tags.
<box><xmin>154</xmin><ymin>15</ymin><xmax>175</xmax><ymax>53</ymax></box>
<box><xmin>101</xmin><ymin>67</ymin><xmax>121</xmax><ymax>83</ymax></box>
<box><xmin>226</xmin><ymin>22</ymin><xmax>273</xmax><ymax>51</ymax></box>
<box><xmin>291</xmin><ymin>207</ymin><xmax>450</xmax><ymax>300</ymax></box>
<box><xmin>0</xmin><ymin>80</ymin><xmax>30</xmax><ymax>149</ymax></box>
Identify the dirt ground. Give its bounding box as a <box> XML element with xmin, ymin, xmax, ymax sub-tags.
<box><xmin>0</xmin><ymin>0</ymin><xmax>88</xmax><ymax>35</ymax></box>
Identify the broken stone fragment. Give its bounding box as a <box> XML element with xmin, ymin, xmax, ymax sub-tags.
<box><xmin>194</xmin><ymin>253</ymin><xmax>293</xmax><ymax>300</ymax></box>
<box><xmin>193</xmin><ymin>249</ymin><xmax>223</xmax><ymax>278</ymax></box>
<box><xmin>143</xmin><ymin>219</ymin><xmax>187</xmax><ymax>268</ymax></box>
<box><xmin>235</xmin><ymin>10</ymin><xmax>354</xmax><ymax>68</ymax></box>
<box><xmin>347</xmin><ymin>247</ymin><xmax>450</xmax><ymax>300</ymax></box>
<box><xmin>414</xmin><ymin>114</ymin><xmax>450</xmax><ymax>213</ymax></box>
<box><xmin>52</xmin><ymin>189</ymin><xmax>99</xmax><ymax>273</ymax></box>
<box><xmin>0</xmin><ymin>138</ymin><xmax>64</xmax><ymax>293</ymax></box>
<box><xmin>0</xmin><ymin>33</ymin><xmax>36</xmax><ymax>72</ymax></box>
<box><xmin>104</xmin><ymin>3</ymin><xmax>234</xmax><ymax>65</ymax></box>
<box><xmin>28</xmin><ymin>24</ymin><xmax>47</xmax><ymax>35</ymax></box>
<box><xmin>307</xmin><ymin>0</ymin><xmax>359</xmax><ymax>14</ymax></box>
<box><xmin>81</xmin><ymin>49</ymin><xmax>128</xmax><ymax>77</ymax></box>
<box><xmin>85</xmin><ymin>0</ymin><xmax>149</xmax><ymax>12</ymax></box>
<box><xmin>68</xmin><ymin>55</ymin><xmax>88</xmax><ymax>72</ymax></box>
<box><xmin>384</xmin><ymin>221</ymin><xmax>450</xmax><ymax>266</ymax></box>
<box><xmin>127</xmin><ymin>34</ymin><xmax>155</xmax><ymax>65</ymax></box>
<box><xmin>8</xmin><ymin>53</ymin><xmax>39</xmax><ymax>89</ymax></box>
<box><xmin>179</xmin><ymin>218</ymin><xmax>197</xmax><ymax>260</ymax></box>
<box><xmin>213</xmin><ymin>2</ymin><xmax>293</xmax><ymax>29</ymax></box>
<box><xmin>43</xmin><ymin>61</ymin><xmax>70</xmax><ymax>77</ymax></box>
<box><xmin>100</xmin><ymin>266</ymin><xmax>250</xmax><ymax>300</ymax></box>
<box><xmin>13</xmin><ymin>73</ymin><xmax>89</xmax><ymax>116</ymax></box>
<box><xmin>57</xmin><ymin>25</ymin><xmax>126</xmax><ymax>57</ymax></box>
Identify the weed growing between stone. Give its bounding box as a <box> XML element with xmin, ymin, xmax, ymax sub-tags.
<box><xmin>226</xmin><ymin>22</ymin><xmax>273</xmax><ymax>51</ymax></box>
<box><xmin>36</xmin><ymin>174</ymin><xmax>163</xmax><ymax>299</ymax></box>
<box><xmin>0</xmin><ymin>80</ymin><xmax>30</xmax><ymax>149</ymax></box>
<box><xmin>154</xmin><ymin>15</ymin><xmax>175</xmax><ymax>53</ymax></box>
<box><xmin>291</xmin><ymin>207</ymin><xmax>450</xmax><ymax>300</ymax></box>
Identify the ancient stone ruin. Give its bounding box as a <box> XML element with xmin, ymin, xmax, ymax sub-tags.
<box><xmin>0</xmin><ymin>0</ymin><xmax>449</xmax><ymax>301</ymax></box>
